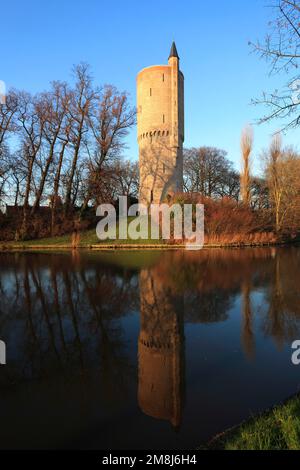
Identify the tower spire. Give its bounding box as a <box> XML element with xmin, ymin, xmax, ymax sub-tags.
<box><xmin>169</xmin><ymin>41</ymin><xmax>179</xmax><ymax>60</ymax></box>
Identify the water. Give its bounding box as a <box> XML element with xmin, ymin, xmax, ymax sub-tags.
<box><xmin>0</xmin><ymin>247</ymin><xmax>300</xmax><ymax>449</ymax></box>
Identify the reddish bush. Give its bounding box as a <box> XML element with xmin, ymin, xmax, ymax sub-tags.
<box><xmin>168</xmin><ymin>193</ymin><xmax>279</xmax><ymax>246</ymax></box>
<box><xmin>0</xmin><ymin>208</ymin><xmax>95</xmax><ymax>241</ymax></box>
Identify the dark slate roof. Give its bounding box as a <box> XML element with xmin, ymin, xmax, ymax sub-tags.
<box><xmin>169</xmin><ymin>41</ymin><xmax>179</xmax><ymax>59</ymax></box>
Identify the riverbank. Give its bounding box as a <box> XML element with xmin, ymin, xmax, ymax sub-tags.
<box><xmin>0</xmin><ymin>228</ymin><xmax>294</xmax><ymax>251</ymax></box>
<box><xmin>0</xmin><ymin>241</ymin><xmax>290</xmax><ymax>251</ymax></box>
<box><xmin>204</xmin><ymin>393</ymin><xmax>300</xmax><ymax>450</ymax></box>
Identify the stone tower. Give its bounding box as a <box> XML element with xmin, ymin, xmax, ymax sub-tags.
<box><xmin>137</xmin><ymin>42</ymin><xmax>184</xmax><ymax>205</ymax></box>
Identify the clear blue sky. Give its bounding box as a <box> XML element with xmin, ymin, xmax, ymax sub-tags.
<box><xmin>2</xmin><ymin>0</ymin><xmax>299</xmax><ymax>174</ymax></box>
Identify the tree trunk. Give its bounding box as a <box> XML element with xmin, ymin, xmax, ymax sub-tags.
<box><xmin>51</xmin><ymin>141</ymin><xmax>67</xmax><ymax>235</ymax></box>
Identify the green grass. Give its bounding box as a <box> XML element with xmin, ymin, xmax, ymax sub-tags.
<box><xmin>205</xmin><ymin>395</ymin><xmax>300</xmax><ymax>450</ymax></box>
<box><xmin>19</xmin><ymin>233</ymin><xmax>73</xmax><ymax>246</ymax></box>
<box><xmin>4</xmin><ymin>225</ymin><xmax>164</xmax><ymax>247</ymax></box>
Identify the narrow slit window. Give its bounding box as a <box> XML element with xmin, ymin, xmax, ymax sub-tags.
<box><xmin>162</xmin><ymin>73</ymin><xmax>164</xmax><ymax>82</ymax></box>
<box><xmin>150</xmin><ymin>88</ymin><xmax>152</xmax><ymax>96</ymax></box>
<box><xmin>163</xmin><ymin>114</ymin><xmax>165</xmax><ymax>123</ymax></box>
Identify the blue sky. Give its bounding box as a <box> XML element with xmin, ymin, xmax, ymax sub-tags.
<box><xmin>2</xmin><ymin>0</ymin><xmax>299</xmax><ymax>174</ymax></box>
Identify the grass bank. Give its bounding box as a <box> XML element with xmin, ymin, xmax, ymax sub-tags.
<box><xmin>205</xmin><ymin>394</ymin><xmax>300</xmax><ymax>450</ymax></box>
<box><xmin>0</xmin><ymin>228</ymin><xmax>291</xmax><ymax>251</ymax></box>
<box><xmin>0</xmin><ymin>228</ymin><xmax>162</xmax><ymax>249</ymax></box>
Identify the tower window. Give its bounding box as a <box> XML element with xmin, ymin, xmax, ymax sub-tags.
<box><xmin>163</xmin><ymin>114</ymin><xmax>165</xmax><ymax>123</ymax></box>
<box><xmin>162</xmin><ymin>73</ymin><xmax>164</xmax><ymax>82</ymax></box>
<box><xmin>163</xmin><ymin>163</ymin><xmax>166</xmax><ymax>174</ymax></box>
<box><xmin>150</xmin><ymin>88</ymin><xmax>152</xmax><ymax>96</ymax></box>
<box><xmin>150</xmin><ymin>190</ymin><xmax>154</xmax><ymax>203</ymax></box>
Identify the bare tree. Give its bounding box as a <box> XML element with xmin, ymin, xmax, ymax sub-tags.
<box><xmin>240</xmin><ymin>125</ymin><xmax>253</xmax><ymax>206</ymax></box>
<box><xmin>32</xmin><ymin>81</ymin><xmax>70</xmax><ymax>213</ymax></box>
<box><xmin>16</xmin><ymin>92</ymin><xmax>45</xmax><ymax>238</ymax></box>
<box><xmin>0</xmin><ymin>144</ymin><xmax>10</xmax><ymax>203</ymax></box>
<box><xmin>64</xmin><ymin>63</ymin><xmax>96</xmax><ymax>213</ymax></box>
<box><xmin>0</xmin><ymin>90</ymin><xmax>18</xmax><ymax>203</ymax></box>
<box><xmin>183</xmin><ymin>147</ymin><xmax>239</xmax><ymax>199</ymax></box>
<box><xmin>265</xmin><ymin>134</ymin><xmax>300</xmax><ymax>232</ymax></box>
<box><xmin>112</xmin><ymin>160</ymin><xmax>139</xmax><ymax>198</ymax></box>
<box><xmin>0</xmin><ymin>89</ymin><xmax>18</xmax><ymax>148</ymax></box>
<box><xmin>8</xmin><ymin>152</ymin><xmax>26</xmax><ymax>206</ymax></box>
<box><xmin>50</xmin><ymin>121</ymin><xmax>71</xmax><ymax>234</ymax></box>
<box><xmin>251</xmin><ymin>0</ymin><xmax>300</xmax><ymax>129</ymax></box>
<box><xmin>250</xmin><ymin>176</ymin><xmax>269</xmax><ymax>211</ymax></box>
<box><xmin>0</xmin><ymin>63</ymin><xmax>136</xmax><ymax>239</ymax></box>
<box><xmin>267</xmin><ymin>133</ymin><xmax>283</xmax><ymax>232</ymax></box>
<box><xmin>80</xmin><ymin>85</ymin><xmax>136</xmax><ymax>211</ymax></box>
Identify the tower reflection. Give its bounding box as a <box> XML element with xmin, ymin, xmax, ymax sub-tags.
<box><xmin>138</xmin><ymin>269</ymin><xmax>185</xmax><ymax>428</ymax></box>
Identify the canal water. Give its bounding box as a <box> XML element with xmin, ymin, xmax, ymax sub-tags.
<box><xmin>0</xmin><ymin>247</ymin><xmax>300</xmax><ymax>449</ymax></box>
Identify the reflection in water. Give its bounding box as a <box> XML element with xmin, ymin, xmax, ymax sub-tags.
<box><xmin>0</xmin><ymin>247</ymin><xmax>300</xmax><ymax>448</ymax></box>
<box><xmin>241</xmin><ymin>280</ymin><xmax>255</xmax><ymax>360</ymax></box>
<box><xmin>0</xmin><ymin>253</ymin><xmax>139</xmax><ymax>399</ymax></box>
<box><xmin>138</xmin><ymin>269</ymin><xmax>185</xmax><ymax>428</ymax></box>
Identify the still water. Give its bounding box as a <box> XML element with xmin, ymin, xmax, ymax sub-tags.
<box><xmin>0</xmin><ymin>247</ymin><xmax>300</xmax><ymax>449</ymax></box>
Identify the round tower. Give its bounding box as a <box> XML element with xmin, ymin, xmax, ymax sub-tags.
<box><xmin>137</xmin><ymin>42</ymin><xmax>184</xmax><ymax>205</ymax></box>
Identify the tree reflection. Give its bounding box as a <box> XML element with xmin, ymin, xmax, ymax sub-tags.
<box><xmin>1</xmin><ymin>246</ymin><xmax>300</xmax><ymax>431</ymax></box>
<box><xmin>241</xmin><ymin>279</ymin><xmax>255</xmax><ymax>360</ymax></box>
<box><xmin>0</xmin><ymin>252</ymin><xmax>138</xmax><ymax>405</ymax></box>
<box><xmin>262</xmin><ymin>248</ymin><xmax>300</xmax><ymax>349</ymax></box>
